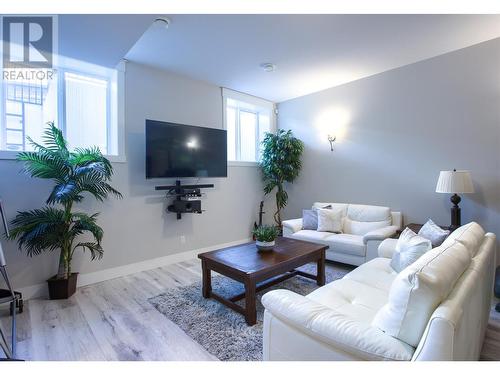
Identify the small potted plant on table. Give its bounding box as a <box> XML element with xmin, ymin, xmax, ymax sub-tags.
<box><xmin>253</xmin><ymin>225</ymin><xmax>278</xmax><ymax>251</ymax></box>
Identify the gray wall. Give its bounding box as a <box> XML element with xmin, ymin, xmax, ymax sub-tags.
<box><xmin>0</xmin><ymin>62</ymin><xmax>272</xmax><ymax>289</ymax></box>
<box><xmin>278</xmin><ymin>39</ymin><xmax>500</xmax><ymax>251</ymax></box>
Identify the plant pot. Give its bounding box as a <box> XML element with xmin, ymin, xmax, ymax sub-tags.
<box><xmin>256</xmin><ymin>240</ymin><xmax>275</xmax><ymax>251</ymax></box>
<box><xmin>47</xmin><ymin>273</ymin><xmax>78</xmax><ymax>300</ymax></box>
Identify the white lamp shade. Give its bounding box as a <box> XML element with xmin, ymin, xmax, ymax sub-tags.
<box><xmin>435</xmin><ymin>170</ymin><xmax>474</xmax><ymax>194</ymax></box>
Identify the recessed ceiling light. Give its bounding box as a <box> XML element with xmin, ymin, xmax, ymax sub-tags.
<box><xmin>153</xmin><ymin>17</ymin><xmax>171</xmax><ymax>29</ymax></box>
<box><xmin>260</xmin><ymin>63</ymin><xmax>276</xmax><ymax>72</ymax></box>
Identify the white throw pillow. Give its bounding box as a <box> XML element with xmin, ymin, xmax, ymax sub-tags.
<box><xmin>372</xmin><ymin>240</ymin><xmax>471</xmax><ymax>347</ymax></box>
<box><xmin>316</xmin><ymin>208</ymin><xmax>343</xmax><ymax>233</ymax></box>
<box><xmin>418</xmin><ymin>219</ymin><xmax>450</xmax><ymax>247</ymax></box>
<box><xmin>390</xmin><ymin>228</ymin><xmax>432</xmax><ymax>273</ymax></box>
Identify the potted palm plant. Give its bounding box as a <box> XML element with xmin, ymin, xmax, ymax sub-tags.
<box><xmin>252</xmin><ymin>225</ymin><xmax>279</xmax><ymax>251</ymax></box>
<box><xmin>9</xmin><ymin>123</ymin><xmax>122</xmax><ymax>299</ymax></box>
<box><xmin>260</xmin><ymin>129</ymin><xmax>304</xmax><ymax>228</ymax></box>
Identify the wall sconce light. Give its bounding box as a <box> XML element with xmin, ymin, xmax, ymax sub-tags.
<box><xmin>328</xmin><ymin>135</ymin><xmax>336</xmax><ymax>151</ymax></box>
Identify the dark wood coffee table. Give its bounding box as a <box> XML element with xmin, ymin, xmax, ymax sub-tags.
<box><xmin>198</xmin><ymin>237</ymin><xmax>327</xmax><ymax>326</ymax></box>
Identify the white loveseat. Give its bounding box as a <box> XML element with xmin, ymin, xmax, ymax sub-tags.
<box><xmin>262</xmin><ymin>222</ymin><xmax>496</xmax><ymax>361</ymax></box>
<box><xmin>282</xmin><ymin>203</ymin><xmax>402</xmax><ymax>266</ymax></box>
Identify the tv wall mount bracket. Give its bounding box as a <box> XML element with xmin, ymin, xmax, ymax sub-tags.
<box><xmin>155</xmin><ymin>180</ymin><xmax>214</xmax><ymax>220</ymax></box>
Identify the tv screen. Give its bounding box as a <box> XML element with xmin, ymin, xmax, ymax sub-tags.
<box><xmin>146</xmin><ymin>120</ymin><xmax>227</xmax><ymax>179</ymax></box>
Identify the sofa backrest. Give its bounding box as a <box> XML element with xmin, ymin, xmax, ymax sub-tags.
<box><xmin>412</xmin><ymin>232</ymin><xmax>496</xmax><ymax>360</ymax></box>
<box><xmin>441</xmin><ymin>221</ymin><xmax>485</xmax><ymax>257</ymax></box>
<box><xmin>372</xmin><ymin>238</ymin><xmax>472</xmax><ymax>347</ymax></box>
<box><xmin>344</xmin><ymin>204</ymin><xmax>392</xmax><ymax>235</ymax></box>
<box><xmin>312</xmin><ymin>202</ymin><xmax>348</xmax><ymax>216</ymax></box>
<box><xmin>312</xmin><ymin>202</ymin><xmax>396</xmax><ymax>235</ymax></box>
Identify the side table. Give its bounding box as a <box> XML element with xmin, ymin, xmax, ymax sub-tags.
<box><xmin>394</xmin><ymin>223</ymin><xmax>451</xmax><ymax>238</ymax></box>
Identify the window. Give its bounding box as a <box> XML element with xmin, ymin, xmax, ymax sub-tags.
<box><xmin>0</xmin><ymin>60</ymin><xmax>124</xmax><ymax>160</ymax></box>
<box><xmin>1</xmin><ymin>72</ymin><xmax>57</xmax><ymax>152</ymax></box>
<box><xmin>64</xmin><ymin>72</ymin><xmax>109</xmax><ymax>153</ymax></box>
<box><xmin>223</xmin><ymin>88</ymin><xmax>275</xmax><ymax>164</ymax></box>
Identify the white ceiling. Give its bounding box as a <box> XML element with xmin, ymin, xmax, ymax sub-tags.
<box><xmin>58</xmin><ymin>15</ymin><xmax>155</xmax><ymax>67</ymax></box>
<box><xmin>124</xmin><ymin>14</ymin><xmax>500</xmax><ymax>102</ymax></box>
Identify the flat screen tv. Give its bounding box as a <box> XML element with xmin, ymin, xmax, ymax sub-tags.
<box><xmin>146</xmin><ymin>119</ymin><xmax>227</xmax><ymax>179</ymax></box>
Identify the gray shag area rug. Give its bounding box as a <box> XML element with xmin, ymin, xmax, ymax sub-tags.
<box><xmin>149</xmin><ymin>262</ymin><xmax>353</xmax><ymax>361</ymax></box>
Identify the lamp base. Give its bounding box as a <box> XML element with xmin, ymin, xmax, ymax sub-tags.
<box><xmin>450</xmin><ymin>194</ymin><xmax>461</xmax><ymax>231</ymax></box>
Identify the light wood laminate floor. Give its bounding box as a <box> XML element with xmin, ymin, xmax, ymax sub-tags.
<box><xmin>481</xmin><ymin>302</ymin><xmax>500</xmax><ymax>361</ymax></box>
<box><xmin>1</xmin><ymin>259</ymin><xmax>499</xmax><ymax>361</ymax></box>
<box><xmin>0</xmin><ymin>259</ymin><xmax>216</xmax><ymax>360</ymax></box>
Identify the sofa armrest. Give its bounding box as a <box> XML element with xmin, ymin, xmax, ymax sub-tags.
<box><xmin>378</xmin><ymin>238</ymin><xmax>399</xmax><ymax>258</ymax></box>
<box><xmin>363</xmin><ymin>225</ymin><xmax>399</xmax><ymax>244</ymax></box>
<box><xmin>391</xmin><ymin>212</ymin><xmax>403</xmax><ymax>229</ymax></box>
<box><xmin>262</xmin><ymin>289</ymin><xmax>414</xmax><ymax>361</ymax></box>
<box><xmin>282</xmin><ymin>218</ymin><xmax>303</xmax><ymax>234</ymax></box>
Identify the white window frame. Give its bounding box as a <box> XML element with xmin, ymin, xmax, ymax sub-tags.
<box><xmin>222</xmin><ymin>88</ymin><xmax>276</xmax><ymax>167</ymax></box>
<box><xmin>0</xmin><ymin>59</ymin><xmax>126</xmax><ymax>163</ymax></box>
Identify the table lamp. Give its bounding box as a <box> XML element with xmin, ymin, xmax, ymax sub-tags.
<box><xmin>435</xmin><ymin>169</ymin><xmax>474</xmax><ymax>230</ymax></box>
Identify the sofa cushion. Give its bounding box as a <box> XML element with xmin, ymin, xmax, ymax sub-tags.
<box><xmin>307</xmin><ymin>278</ymin><xmax>388</xmax><ymax>324</ymax></box>
<box><xmin>372</xmin><ymin>240</ymin><xmax>471</xmax><ymax>347</ymax></box>
<box><xmin>326</xmin><ymin>233</ymin><xmax>366</xmax><ymax>257</ymax></box>
<box><xmin>343</xmin><ymin>217</ymin><xmax>392</xmax><ymax>236</ymax></box>
<box><xmin>291</xmin><ymin>230</ymin><xmax>332</xmax><ymax>244</ymax></box>
<box><xmin>344</xmin><ymin>258</ymin><xmax>397</xmax><ymax>292</ymax></box>
<box><xmin>262</xmin><ymin>289</ymin><xmax>415</xmax><ymax>361</ymax></box>
<box><xmin>441</xmin><ymin>222</ymin><xmax>485</xmax><ymax>257</ymax></box>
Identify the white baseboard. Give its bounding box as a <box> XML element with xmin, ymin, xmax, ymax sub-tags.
<box><xmin>18</xmin><ymin>237</ymin><xmax>252</xmax><ymax>300</ymax></box>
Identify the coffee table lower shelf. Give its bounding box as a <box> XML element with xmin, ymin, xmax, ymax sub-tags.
<box><xmin>202</xmin><ymin>268</ymin><xmax>323</xmax><ymax>325</ymax></box>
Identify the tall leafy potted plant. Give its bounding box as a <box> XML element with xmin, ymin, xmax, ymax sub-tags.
<box><xmin>260</xmin><ymin>129</ymin><xmax>304</xmax><ymax>228</ymax></box>
<box><xmin>9</xmin><ymin>122</ymin><xmax>122</xmax><ymax>299</ymax></box>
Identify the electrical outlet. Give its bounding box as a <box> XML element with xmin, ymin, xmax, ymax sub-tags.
<box><xmin>180</xmin><ymin>235</ymin><xmax>186</xmax><ymax>244</ymax></box>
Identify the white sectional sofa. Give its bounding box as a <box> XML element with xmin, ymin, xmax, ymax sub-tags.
<box><xmin>262</xmin><ymin>222</ymin><xmax>496</xmax><ymax>361</ymax></box>
<box><xmin>282</xmin><ymin>203</ymin><xmax>402</xmax><ymax>266</ymax></box>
